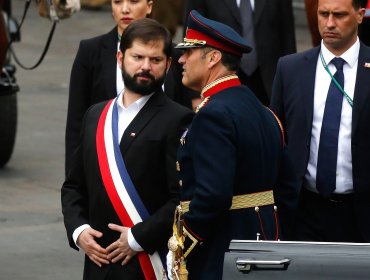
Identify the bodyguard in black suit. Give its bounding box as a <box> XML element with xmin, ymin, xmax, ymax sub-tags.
<box><xmin>167</xmin><ymin>11</ymin><xmax>298</xmax><ymax>280</ymax></box>
<box><xmin>62</xmin><ymin>19</ymin><xmax>193</xmax><ymax>279</ymax></box>
<box><xmin>271</xmin><ymin>0</ymin><xmax>370</xmax><ymax>242</ymax></box>
<box><xmin>184</xmin><ymin>0</ymin><xmax>296</xmax><ymax>105</ymax></box>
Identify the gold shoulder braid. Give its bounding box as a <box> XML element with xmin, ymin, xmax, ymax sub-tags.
<box><xmin>265</xmin><ymin>107</ymin><xmax>285</xmax><ymax>145</ymax></box>
<box><xmin>168</xmin><ymin>206</ymin><xmax>189</xmax><ymax>280</ymax></box>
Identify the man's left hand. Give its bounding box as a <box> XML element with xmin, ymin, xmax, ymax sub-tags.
<box><xmin>106</xmin><ymin>223</ymin><xmax>137</xmax><ymax>265</ymax></box>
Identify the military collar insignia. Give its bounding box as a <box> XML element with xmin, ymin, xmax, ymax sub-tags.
<box><xmin>201</xmin><ymin>74</ymin><xmax>241</xmax><ymax>99</ymax></box>
<box><xmin>195</xmin><ymin>74</ymin><xmax>241</xmax><ymax>113</ymax></box>
<box><xmin>195</xmin><ymin>96</ymin><xmax>210</xmax><ymax>113</ymax></box>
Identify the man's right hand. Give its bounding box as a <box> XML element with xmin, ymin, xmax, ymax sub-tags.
<box><xmin>77</xmin><ymin>228</ymin><xmax>110</xmax><ymax>267</ymax></box>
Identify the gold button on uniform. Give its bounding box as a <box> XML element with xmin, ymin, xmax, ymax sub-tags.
<box><xmin>179</xmin><ymin>180</ymin><xmax>183</xmax><ymax>187</ymax></box>
<box><xmin>176</xmin><ymin>161</ymin><xmax>180</xmax><ymax>172</ymax></box>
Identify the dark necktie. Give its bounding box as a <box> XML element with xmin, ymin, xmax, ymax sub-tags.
<box><xmin>239</xmin><ymin>0</ymin><xmax>258</xmax><ymax>75</ymax></box>
<box><xmin>316</xmin><ymin>57</ymin><xmax>345</xmax><ymax>198</ymax></box>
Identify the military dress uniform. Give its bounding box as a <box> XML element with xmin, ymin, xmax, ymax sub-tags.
<box><xmin>168</xmin><ymin>11</ymin><xmax>288</xmax><ymax>280</ymax></box>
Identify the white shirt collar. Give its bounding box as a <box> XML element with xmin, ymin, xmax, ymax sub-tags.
<box><xmin>236</xmin><ymin>0</ymin><xmax>254</xmax><ymax>10</ymax></box>
<box><xmin>320</xmin><ymin>37</ymin><xmax>360</xmax><ymax>69</ymax></box>
<box><xmin>117</xmin><ymin>91</ymin><xmax>154</xmax><ymax>111</ymax></box>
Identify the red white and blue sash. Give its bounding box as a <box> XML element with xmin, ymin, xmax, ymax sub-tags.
<box><xmin>96</xmin><ymin>97</ymin><xmax>166</xmax><ymax>280</ymax></box>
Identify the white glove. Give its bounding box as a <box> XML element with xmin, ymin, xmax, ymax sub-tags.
<box><xmin>166</xmin><ymin>250</ymin><xmax>174</xmax><ymax>280</ymax></box>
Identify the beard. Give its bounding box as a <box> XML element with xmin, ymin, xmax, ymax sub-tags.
<box><xmin>122</xmin><ymin>67</ymin><xmax>166</xmax><ymax>96</ymax></box>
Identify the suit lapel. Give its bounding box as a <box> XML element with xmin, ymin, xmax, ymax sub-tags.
<box><xmin>352</xmin><ymin>44</ymin><xmax>370</xmax><ymax>135</ymax></box>
<box><xmin>102</xmin><ymin>27</ymin><xmax>119</xmax><ymax>99</ymax></box>
<box><xmin>119</xmin><ymin>91</ymin><xmax>165</xmax><ymax>155</ymax></box>
<box><xmin>302</xmin><ymin>47</ymin><xmax>321</xmax><ymax>133</ymax></box>
<box><xmin>222</xmin><ymin>0</ymin><xmax>242</xmax><ymax>26</ymax></box>
<box><xmin>254</xmin><ymin>0</ymin><xmax>266</xmax><ymax>25</ymax></box>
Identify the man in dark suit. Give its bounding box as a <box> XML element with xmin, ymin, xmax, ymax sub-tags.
<box><xmin>65</xmin><ymin>2</ymin><xmax>197</xmax><ymax>177</ymax></box>
<box><xmin>65</xmin><ymin>29</ymin><xmax>196</xmax><ymax>176</ymax></box>
<box><xmin>271</xmin><ymin>0</ymin><xmax>370</xmax><ymax>242</ymax></box>
<box><xmin>167</xmin><ymin>11</ymin><xmax>298</xmax><ymax>280</ymax></box>
<box><xmin>184</xmin><ymin>0</ymin><xmax>296</xmax><ymax>105</ymax></box>
<box><xmin>61</xmin><ymin>19</ymin><xmax>193</xmax><ymax>280</ymax></box>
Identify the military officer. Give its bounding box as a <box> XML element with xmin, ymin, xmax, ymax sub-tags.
<box><xmin>167</xmin><ymin>10</ymin><xmax>299</xmax><ymax>280</ymax></box>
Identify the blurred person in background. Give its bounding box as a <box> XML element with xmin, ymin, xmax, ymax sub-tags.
<box><xmin>184</xmin><ymin>0</ymin><xmax>297</xmax><ymax>106</ymax></box>
<box><xmin>305</xmin><ymin>0</ymin><xmax>321</xmax><ymax>46</ymax></box>
<box><xmin>152</xmin><ymin>0</ymin><xmax>184</xmax><ymax>38</ymax></box>
<box><xmin>80</xmin><ymin>0</ymin><xmax>109</xmax><ymax>10</ymax></box>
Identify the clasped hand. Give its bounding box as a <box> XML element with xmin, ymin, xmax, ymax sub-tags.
<box><xmin>77</xmin><ymin>223</ymin><xmax>137</xmax><ymax>267</ymax></box>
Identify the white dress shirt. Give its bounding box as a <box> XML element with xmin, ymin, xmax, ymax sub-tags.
<box><xmin>305</xmin><ymin>38</ymin><xmax>359</xmax><ymax>194</ymax></box>
<box><xmin>236</xmin><ymin>0</ymin><xmax>254</xmax><ymax>10</ymax></box>
<box><xmin>73</xmin><ymin>92</ymin><xmax>154</xmax><ymax>252</ymax></box>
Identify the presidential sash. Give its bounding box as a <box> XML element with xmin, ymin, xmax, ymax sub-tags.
<box><xmin>96</xmin><ymin>97</ymin><xmax>166</xmax><ymax>280</ymax></box>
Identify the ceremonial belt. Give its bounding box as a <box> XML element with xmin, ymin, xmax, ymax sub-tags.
<box><xmin>180</xmin><ymin>190</ymin><xmax>274</xmax><ymax>213</ymax></box>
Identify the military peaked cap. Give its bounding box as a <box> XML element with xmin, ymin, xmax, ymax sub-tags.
<box><xmin>176</xmin><ymin>10</ymin><xmax>252</xmax><ymax>57</ymax></box>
